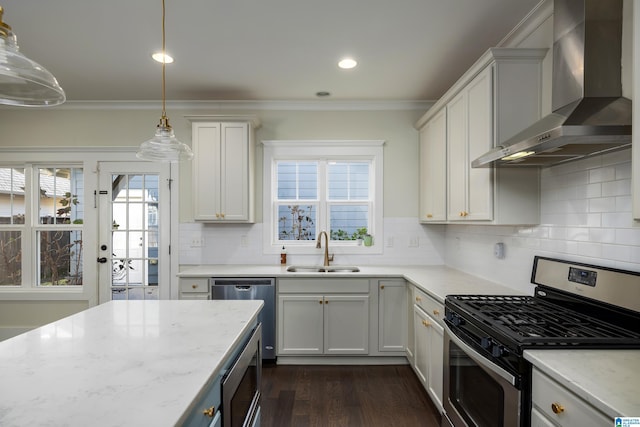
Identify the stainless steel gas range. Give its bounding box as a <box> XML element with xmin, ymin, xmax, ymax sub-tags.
<box><xmin>441</xmin><ymin>256</ymin><xmax>640</xmax><ymax>427</ymax></box>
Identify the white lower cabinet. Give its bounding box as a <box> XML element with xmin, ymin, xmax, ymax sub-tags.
<box><xmin>378</xmin><ymin>280</ymin><xmax>407</xmax><ymax>352</ymax></box>
<box><xmin>179</xmin><ymin>278</ymin><xmax>209</xmax><ymax>300</ymax></box>
<box><xmin>277</xmin><ymin>278</ymin><xmax>369</xmax><ymax>356</ymax></box>
<box><xmin>405</xmin><ymin>285</ymin><xmax>415</xmax><ymax>364</ymax></box>
<box><xmin>531</xmin><ymin>367</ymin><xmax>610</xmax><ymax>427</ymax></box>
<box><xmin>411</xmin><ymin>287</ymin><xmax>445</xmax><ymax>413</ymax></box>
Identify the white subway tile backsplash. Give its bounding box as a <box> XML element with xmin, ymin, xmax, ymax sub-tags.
<box><xmin>443</xmin><ymin>149</ymin><xmax>637</xmax><ymax>291</ymax></box>
<box><xmin>588</xmin><ymin>197</ymin><xmax>617</xmax><ymax>213</ymax></box>
<box><xmin>589</xmin><ymin>167</ymin><xmax>616</xmax><ymax>183</ymax></box>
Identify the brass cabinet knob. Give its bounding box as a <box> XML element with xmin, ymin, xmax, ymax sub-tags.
<box><xmin>433</xmin><ymin>309</ymin><xmax>440</xmax><ymax>315</ymax></box>
<box><xmin>415</xmin><ymin>296</ymin><xmax>422</xmax><ymax>302</ymax></box>
<box><xmin>319</xmin><ymin>300</ymin><xmax>323</xmax><ymax>304</ymax></box>
<box><xmin>426</xmin><ymin>214</ymin><xmax>433</xmax><ymax>218</ymax></box>
<box><xmin>220</xmin><ymin>213</ymin><xmax>225</xmax><ymax>218</ymax></box>
<box><xmin>380</xmin><ymin>285</ymin><xmax>385</xmax><ymax>289</ymax></box>
<box><xmin>325</xmin><ymin>300</ymin><xmax>328</xmax><ymax>304</ymax></box>
<box><xmin>192</xmin><ymin>284</ymin><xmax>197</xmax><ymax>289</ymax></box>
<box><xmin>215</xmin><ymin>213</ymin><xmax>220</xmax><ymax>218</ymax></box>
<box><xmin>203</xmin><ymin>406</ymin><xmax>215</xmax><ymax>417</ymax></box>
<box><xmin>551</xmin><ymin>402</ymin><xmax>564</xmax><ymax>414</ymax></box>
<box><xmin>422</xmin><ymin>319</ymin><xmax>431</xmax><ymax>327</ymax></box>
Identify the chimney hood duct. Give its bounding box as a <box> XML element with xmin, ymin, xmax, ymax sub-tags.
<box><xmin>472</xmin><ymin>0</ymin><xmax>631</xmax><ymax>168</ymax></box>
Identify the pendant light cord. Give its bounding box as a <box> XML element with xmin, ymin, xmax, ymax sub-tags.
<box><xmin>161</xmin><ymin>0</ymin><xmax>167</xmax><ymax>122</ymax></box>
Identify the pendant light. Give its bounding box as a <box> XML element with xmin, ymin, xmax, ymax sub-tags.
<box><xmin>136</xmin><ymin>0</ymin><xmax>193</xmax><ymax>162</ymax></box>
<box><xmin>0</xmin><ymin>5</ymin><xmax>65</xmax><ymax>107</ymax></box>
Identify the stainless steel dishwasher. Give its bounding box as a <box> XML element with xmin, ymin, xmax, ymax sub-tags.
<box><xmin>210</xmin><ymin>277</ymin><xmax>276</xmax><ymax>361</ymax></box>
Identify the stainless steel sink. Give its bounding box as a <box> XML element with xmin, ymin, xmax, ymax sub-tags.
<box><xmin>286</xmin><ymin>265</ymin><xmax>360</xmax><ymax>273</ymax></box>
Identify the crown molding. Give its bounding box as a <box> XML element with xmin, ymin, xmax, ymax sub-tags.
<box><xmin>10</xmin><ymin>99</ymin><xmax>434</xmax><ymax>112</ymax></box>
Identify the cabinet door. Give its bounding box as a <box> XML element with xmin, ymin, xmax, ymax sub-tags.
<box><xmin>220</xmin><ymin>123</ymin><xmax>250</xmax><ymax>221</ymax></box>
<box><xmin>530</xmin><ymin>408</ymin><xmax>556</xmax><ymax>427</ymax></box>
<box><xmin>426</xmin><ymin>318</ymin><xmax>444</xmax><ymax>412</ymax></box>
<box><xmin>413</xmin><ymin>306</ymin><xmax>430</xmax><ymax>387</ymax></box>
<box><xmin>446</xmin><ymin>91</ymin><xmax>468</xmax><ymax>221</ymax></box>
<box><xmin>193</xmin><ymin>123</ymin><xmax>222</xmax><ymax>220</ymax></box>
<box><xmin>277</xmin><ymin>295</ymin><xmax>324</xmax><ymax>355</ymax></box>
<box><xmin>378</xmin><ymin>281</ymin><xmax>407</xmax><ymax>352</ymax></box>
<box><xmin>324</xmin><ymin>295</ymin><xmax>369</xmax><ymax>354</ymax></box>
<box><xmin>465</xmin><ymin>67</ymin><xmax>493</xmax><ymax>221</ymax></box>
<box><xmin>419</xmin><ymin>109</ymin><xmax>447</xmax><ymax>222</ymax></box>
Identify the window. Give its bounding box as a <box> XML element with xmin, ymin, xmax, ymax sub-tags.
<box><xmin>0</xmin><ymin>165</ymin><xmax>84</xmax><ymax>288</ymax></box>
<box><xmin>263</xmin><ymin>140</ymin><xmax>384</xmax><ymax>254</ymax></box>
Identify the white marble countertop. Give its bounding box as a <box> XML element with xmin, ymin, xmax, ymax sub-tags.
<box><xmin>524</xmin><ymin>349</ymin><xmax>640</xmax><ymax>418</ymax></box>
<box><xmin>178</xmin><ymin>264</ymin><xmax>526</xmax><ymax>302</ymax></box>
<box><xmin>0</xmin><ymin>300</ymin><xmax>263</xmax><ymax>427</ymax></box>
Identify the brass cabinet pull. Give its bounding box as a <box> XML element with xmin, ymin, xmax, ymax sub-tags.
<box><xmin>551</xmin><ymin>402</ymin><xmax>564</xmax><ymax>414</ymax></box>
<box><xmin>319</xmin><ymin>300</ymin><xmax>323</xmax><ymax>304</ymax></box>
<box><xmin>415</xmin><ymin>296</ymin><xmax>422</xmax><ymax>302</ymax></box>
<box><xmin>215</xmin><ymin>213</ymin><xmax>220</xmax><ymax>218</ymax></box>
<box><xmin>325</xmin><ymin>300</ymin><xmax>328</xmax><ymax>304</ymax></box>
<box><xmin>380</xmin><ymin>285</ymin><xmax>385</xmax><ymax>289</ymax></box>
<box><xmin>203</xmin><ymin>406</ymin><xmax>215</xmax><ymax>417</ymax></box>
<box><xmin>433</xmin><ymin>309</ymin><xmax>440</xmax><ymax>315</ymax></box>
<box><xmin>192</xmin><ymin>284</ymin><xmax>197</xmax><ymax>289</ymax></box>
<box><xmin>422</xmin><ymin>319</ymin><xmax>431</xmax><ymax>327</ymax></box>
<box><xmin>221</xmin><ymin>213</ymin><xmax>225</xmax><ymax>218</ymax></box>
<box><xmin>426</xmin><ymin>214</ymin><xmax>433</xmax><ymax>218</ymax></box>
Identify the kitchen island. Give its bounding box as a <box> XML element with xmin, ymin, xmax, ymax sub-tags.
<box><xmin>0</xmin><ymin>300</ymin><xmax>263</xmax><ymax>427</ymax></box>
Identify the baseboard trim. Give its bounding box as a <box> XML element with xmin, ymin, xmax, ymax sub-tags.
<box><xmin>275</xmin><ymin>356</ymin><xmax>409</xmax><ymax>365</ymax></box>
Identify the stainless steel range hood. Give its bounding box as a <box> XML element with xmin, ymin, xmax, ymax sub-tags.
<box><xmin>472</xmin><ymin>0</ymin><xmax>631</xmax><ymax>168</ymax></box>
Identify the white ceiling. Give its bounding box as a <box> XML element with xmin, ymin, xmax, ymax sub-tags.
<box><xmin>3</xmin><ymin>0</ymin><xmax>541</xmax><ymax>102</ymax></box>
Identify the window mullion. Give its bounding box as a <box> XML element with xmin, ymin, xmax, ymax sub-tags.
<box><xmin>21</xmin><ymin>164</ymin><xmax>35</xmax><ymax>288</ymax></box>
<box><xmin>317</xmin><ymin>160</ymin><xmax>328</xmax><ymax>234</ymax></box>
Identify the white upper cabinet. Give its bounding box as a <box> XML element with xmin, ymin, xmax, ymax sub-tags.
<box><xmin>419</xmin><ymin>108</ymin><xmax>447</xmax><ymax>222</ymax></box>
<box><xmin>191</xmin><ymin>117</ymin><xmax>260</xmax><ymax>223</ymax></box>
<box><xmin>416</xmin><ymin>48</ymin><xmax>547</xmax><ymax>225</ymax></box>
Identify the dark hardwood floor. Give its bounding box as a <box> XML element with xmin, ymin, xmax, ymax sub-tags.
<box><xmin>260</xmin><ymin>364</ymin><xmax>441</xmax><ymax>427</ymax></box>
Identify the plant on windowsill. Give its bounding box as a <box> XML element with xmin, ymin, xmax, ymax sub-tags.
<box><xmin>330</xmin><ymin>227</ymin><xmax>368</xmax><ymax>242</ymax></box>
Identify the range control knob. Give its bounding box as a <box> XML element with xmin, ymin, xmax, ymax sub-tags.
<box><xmin>480</xmin><ymin>337</ymin><xmax>493</xmax><ymax>349</ymax></box>
<box><xmin>491</xmin><ymin>345</ymin><xmax>505</xmax><ymax>358</ymax></box>
<box><xmin>449</xmin><ymin>313</ymin><xmax>464</xmax><ymax>327</ymax></box>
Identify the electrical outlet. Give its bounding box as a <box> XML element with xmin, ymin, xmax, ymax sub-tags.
<box><xmin>386</xmin><ymin>236</ymin><xmax>394</xmax><ymax>247</ymax></box>
<box><xmin>240</xmin><ymin>235</ymin><xmax>248</xmax><ymax>247</ymax></box>
<box><xmin>409</xmin><ymin>236</ymin><xmax>419</xmax><ymax>247</ymax></box>
<box><xmin>190</xmin><ymin>238</ymin><xmax>205</xmax><ymax>248</ymax></box>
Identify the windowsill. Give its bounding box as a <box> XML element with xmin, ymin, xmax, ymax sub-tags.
<box><xmin>266</xmin><ymin>243</ymin><xmax>382</xmax><ymax>256</ymax></box>
<box><xmin>0</xmin><ymin>287</ymin><xmax>88</xmax><ymax>301</ymax></box>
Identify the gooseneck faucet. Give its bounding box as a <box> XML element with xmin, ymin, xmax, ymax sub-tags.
<box><xmin>315</xmin><ymin>231</ymin><xmax>334</xmax><ymax>266</ymax></box>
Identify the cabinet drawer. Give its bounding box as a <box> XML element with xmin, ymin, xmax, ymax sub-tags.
<box><xmin>531</xmin><ymin>368</ymin><xmax>610</xmax><ymax>427</ymax></box>
<box><xmin>180</xmin><ymin>278</ymin><xmax>210</xmax><ymax>293</ymax></box>
<box><xmin>413</xmin><ymin>288</ymin><xmax>444</xmax><ymax>326</ymax></box>
<box><xmin>278</xmin><ymin>278</ymin><xmax>369</xmax><ymax>294</ymax></box>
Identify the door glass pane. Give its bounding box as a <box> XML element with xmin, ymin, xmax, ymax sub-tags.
<box><xmin>0</xmin><ymin>231</ymin><xmax>21</xmax><ymax>285</ymax></box>
<box><xmin>109</xmin><ymin>173</ymin><xmax>160</xmax><ymax>300</ymax></box>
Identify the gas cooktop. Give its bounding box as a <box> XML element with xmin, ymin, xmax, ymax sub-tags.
<box><xmin>445</xmin><ymin>294</ymin><xmax>640</xmax><ymax>351</ymax></box>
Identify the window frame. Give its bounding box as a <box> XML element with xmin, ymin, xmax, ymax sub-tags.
<box><xmin>0</xmin><ymin>162</ymin><xmax>86</xmax><ymax>292</ymax></box>
<box><xmin>262</xmin><ymin>140</ymin><xmax>384</xmax><ymax>255</ymax></box>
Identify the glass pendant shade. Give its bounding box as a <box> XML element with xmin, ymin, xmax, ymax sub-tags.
<box><xmin>0</xmin><ymin>7</ymin><xmax>66</xmax><ymax>107</ymax></box>
<box><xmin>136</xmin><ymin>117</ymin><xmax>194</xmax><ymax>162</ymax></box>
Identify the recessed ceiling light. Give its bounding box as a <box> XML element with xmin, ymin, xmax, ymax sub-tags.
<box><xmin>152</xmin><ymin>52</ymin><xmax>174</xmax><ymax>64</ymax></box>
<box><xmin>316</xmin><ymin>91</ymin><xmax>331</xmax><ymax>97</ymax></box>
<box><xmin>338</xmin><ymin>58</ymin><xmax>357</xmax><ymax>69</ymax></box>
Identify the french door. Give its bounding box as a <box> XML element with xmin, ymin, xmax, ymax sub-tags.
<box><xmin>97</xmin><ymin>162</ymin><xmax>171</xmax><ymax>302</ymax></box>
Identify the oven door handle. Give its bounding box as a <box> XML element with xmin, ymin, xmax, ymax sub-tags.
<box><xmin>444</xmin><ymin>324</ymin><xmax>516</xmax><ymax>386</ymax></box>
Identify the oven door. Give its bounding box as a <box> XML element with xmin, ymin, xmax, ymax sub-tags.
<box><xmin>442</xmin><ymin>324</ymin><xmax>520</xmax><ymax>427</ymax></box>
<box><xmin>222</xmin><ymin>323</ymin><xmax>262</xmax><ymax>427</ymax></box>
